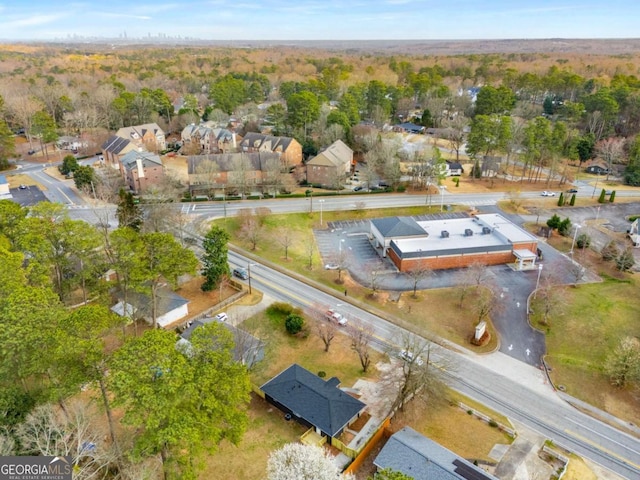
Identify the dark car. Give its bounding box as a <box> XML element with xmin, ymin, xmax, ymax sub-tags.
<box><xmin>233</xmin><ymin>268</ymin><xmax>249</xmax><ymax>280</ymax></box>
<box><xmin>353</xmin><ymin>186</ymin><xmax>363</xmax><ymax>192</ymax></box>
<box><xmin>566</xmin><ymin>188</ymin><xmax>578</xmax><ymax>193</ymax></box>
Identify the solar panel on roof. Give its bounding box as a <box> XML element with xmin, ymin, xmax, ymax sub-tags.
<box><xmin>452</xmin><ymin>459</ymin><xmax>493</xmax><ymax>480</ymax></box>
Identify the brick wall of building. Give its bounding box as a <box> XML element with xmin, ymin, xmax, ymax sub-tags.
<box><xmin>388</xmin><ymin>249</ymin><xmax>516</xmax><ymax>272</ymax></box>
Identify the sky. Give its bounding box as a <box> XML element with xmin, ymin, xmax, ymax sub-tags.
<box><xmin>0</xmin><ymin>1</ymin><xmax>638</xmax><ymax>41</ymax></box>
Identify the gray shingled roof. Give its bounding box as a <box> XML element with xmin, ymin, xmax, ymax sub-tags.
<box><xmin>240</xmin><ymin>132</ymin><xmax>294</xmax><ymax>152</ymax></box>
<box><xmin>374</xmin><ymin>427</ymin><xmax>499</xmax><ymax>480</ymax></box>
<box><xmin>371</xmin><ymin>216</ymin><xmax>426</xmax><ymax>238</ymax></box>
<box><xmin>260</xmin><ymin>364</ymin><xmax>365</xmax><ymax>437</ymax></box>
<box><xmin>113</xmin><ymin>289</ymin><xmax>188</xmax><ymax>319</ymax></box>
<box><xmin>120</xmin><ymin>150</ymin><xmax>163</xmax><ymax>171</ymax></box>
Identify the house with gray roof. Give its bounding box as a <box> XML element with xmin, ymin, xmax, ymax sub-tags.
<box><xmin>239</xmin><ymin>132</ymin><xmax>302</xmax><ymax>168</ymax></box>
<box><xmin>374</xmin><ymin>426</ymin><xmax>499</xmax><ymax>480</ymax></box>
<box><xmin>101</xmin><ymin>135</ymin><xmax>137</xmax><ymax>171</ymax></box>
<box><xmin>260</xmin><ymin>364</ymin><xmax>366</xmax><ymax>439</ymax></box>
<box><xmin>115</xmin><ymin>123</ymin><xmax>165</xmax><ymax>152</ymax></box>
<box><xmin>119</xmin><ymin>150</ymin><xmax>164</xmax><ymax>193</ymax></box>
<box><xmin>181</xmin><ymin>123</ymin><xmax>237</xmax><ymax>153</ymax></box>
<box><xmin>179</xmin><ymin>320</ymin><xmax>265</xmax><ymax>369</ymax></box>
<box><xmin>111</xmin><ymin>288</ymin><xmax>189</xmax><ymax>328</ymax></box>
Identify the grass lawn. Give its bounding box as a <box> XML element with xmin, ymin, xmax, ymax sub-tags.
<box><xmin>531</xmin><ymin>276</ymin><xmax>640</xmax><ymax>425</ymax></box>
<box><xmin>242</xmin><ymin>308</ymin><xmax>384</xmax><ymax>387</ymax></box>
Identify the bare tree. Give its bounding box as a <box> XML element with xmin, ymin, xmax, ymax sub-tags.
<box><xmin>348</xmin><ymin>319</ymin><xmax>374</xmax><ymax>373</ymax></box>
<box><xmin>15</xmin><ymin>402</ymin><xmax>118</xmax><ymax>479</ymax></box>
<box><xmin>368</xmin><ymin>266</ymin><xmax>381</xmax><ymax>296</ymax></box>
<box><xmin>457</xmin><ymin>261</ymin><xmax>490</xmax><ymax>308</ymax></box>
<box><xmin>194</xmin><ymin>158</ymin><xmax>221</xmax><ymax>197</ymax></box>
<box><xmin>381</xmin><ymin>333</ymin><xmax>448</xmax><ymax>413</ymax></box>
<box><xmin>277</xmin><ymin>228</ymin><xmax>294</xmax><ymax>260</ymax></box>
<box><xmin>535</xmin><ymin>274</ymin><xmax>564</xmax><ymax>327</ymax></box>
<box><xmin>595</xmin><ymin>137</ymin><xmax>625</xmax><ymax>182</ymax></box>
<box><xmin>406</xmin><ymin>267</ymin><xmax>431</xmax><ymax>298</ymax></box>
<box><xmin>443</xmin><ymin>115</ymin><xmax>468</xmax><ymax>162</ymax></box>
<box><xmin>305</xmin><ymin>235</ymin><xmax>316</xmax><ymax>269</ymax></box>
<box><xmin>473</xmin><ymin>286</ymin><xmax>499</xmax><ymax>324</ymax></box>
<box><xmin>566</xmin><ymin>260</ymin><xmax>586</xmax><ymax>286</ymax></box>
<box><xmin>310</xmin><ymin>307</ymin><xmax>338</xmax><ymax>353</ymax></box>
<box><xmin>239</xmin><ymin>213</ymin><xmax>262</xmax><ymax>251</ymax></box>
<box><xmin>605</xmin><ymin>336</ymin><xmax>640</xmax><ymax>388</ymax></box>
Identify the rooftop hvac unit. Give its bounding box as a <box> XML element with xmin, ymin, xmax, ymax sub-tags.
<box><xmin>441</xmin><ymin>230</ymin><xmax>449</xmax><ymax>238</ymax></box>
<box><xmin>482</xmin><ymin>226</ymin><xmax>492</xmax><ymax>234</ymax></box>
<box><xmin>464</xmin><ymin>229</ymin><xmax>473</xmax><ymax>237</ymax></box>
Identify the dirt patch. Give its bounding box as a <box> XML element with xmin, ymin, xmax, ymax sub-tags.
<box><xmin>161</xmin><ymin>154</ymin><xmax>189</xmax><ymax>183</ymax></box>
<box><xmin>176</xmin><ymin>276</ymin><xmax>239</xmax><ymax>317</ymax></box>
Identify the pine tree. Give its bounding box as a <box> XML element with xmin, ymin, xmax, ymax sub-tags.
<box><xmin>609</xmin><ymin>190</ymin><xmax>616</xmax><ymax>202</ymax></box>
<box><xmin>569</xmin><ymin>193</ymin><xmax>576</xmax><ymax>206</ymax></box>
<box><xmin>557</xmin><ymin>192</ymin><xmax>564</xmax><ymax>206</ymax></box>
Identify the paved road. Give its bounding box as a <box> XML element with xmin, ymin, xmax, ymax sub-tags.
<box><xmin>225</xmin><ymin>248</ymin><xmax>640</xmax><ymax>479</ymax></box>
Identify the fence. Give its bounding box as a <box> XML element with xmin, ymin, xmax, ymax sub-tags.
<box><xmin>458</xmin><ymin>402</ymin><xmax>517</xmax><ymax>438</ymax></box>
<box><xmin>343</xmin><ymin>417</ymin><xmax>391</xmax><ymax>474</ymax></box>
<box><xmin>173</xmin><ymin>289</ymin><xmax>247</xmax><ymax>330</ymax></box>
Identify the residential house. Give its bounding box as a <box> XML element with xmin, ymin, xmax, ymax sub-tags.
<box><xmin>374</xmin><ymin>426</ymin><xmax>499</xmax><ymax>480</ymax></box>
<box><xmin>115</xmin><ymin>123</ymin><xmax>166</xmax><ymax>152</ymax></box>
<box><xmin>179</xmin><ymin>320</ymin><xmax>265</xmax><ymax>369</ymax></box>
<box><xmin>239</xmin><ymin>132</ymin><xmax>302</xmax><ymax>169</ymax></box>
<box><xmin>394</xmin><ymin>122</ymin><xmax>425</xmax><ymax>134</ymax></box>
<box><xmin>446</xmin><ymin>160</ymin><xmax>464</xmax><ymax>176</ymax></box>
<box><xmin>101</xmin><ymin>135</ymin><xmax>138</xmax><ymax>171</ymax></box>
<box><xmin>306</xmin><ymin>139</ymin><xmax>353</xmax><ymax>188</ymax></box>
<box><xmin>181</xmin><ymin>123</ymin><xmax>237</xmax><ymax>153</ymax></box>
<box><xmin>585</xmin><ymin>164</ymin><xmax>609</xmax><ymax>175</ymax></box>
<box><xmin>187</xmin><ymin>151</ymin><xmax>280</xmax><ymax>196</ymax></box>
<box><xmin>56</xmin><ymin>136</ymin><xmax>87</xmax><ymax>151</ymax></box>
<box><xmin>119</xmin><ymin>150</ymin><xmax>165</xmax><ymax>193</ymax></box>
<box><xmin>111</xmin><ymin>289</ymin><xmax>190</xmax><ymax>329</ymax></box>
<box><xmin>260</xmin><ymin>364</ymin><xmax>366</xmax><ymax>439</ymax></box>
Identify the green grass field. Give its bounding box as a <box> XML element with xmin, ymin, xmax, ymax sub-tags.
<box><xmin>532</xmin><ymin>276</ymin><xmax>640</xmax><ymax>424</ymax></box>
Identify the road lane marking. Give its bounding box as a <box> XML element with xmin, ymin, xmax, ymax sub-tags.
<box><xmin>566</xmin><ymin>429</ymin><xmax>640</xmax><ymax>469</ymax></box>
<box><xmin>57</xmin><ymin>187</ymin><xmax>74</xmax><ymax>205</ymax></box>
<box><xmin>565</xmin><ymin>418</ymin><xmax>640</xmax><ymax>453</ymax></box>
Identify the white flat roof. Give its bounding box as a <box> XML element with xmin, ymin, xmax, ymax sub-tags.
<box><xmin>392</xmin><ymin>214</ymin><xmax>536</xmax><ymax>255</ymax></box>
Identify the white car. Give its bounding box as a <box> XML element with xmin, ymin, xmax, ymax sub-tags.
<box><xmin>541</xmin><ymin>191</ymin><xmax>556</xmax><ymax>197</ymax></box>
<box><xmin>399</xmin><ymin>349</ymin><xmax>424</xmax><ymax>366</ymax></box>
<box><xmin>214</xmin><ymin>312</ymin><xmax>228</xmax><ymax>322</ymax></box>
<box><xmin>325</xmin><ymin>309</ymin><xmax>348</xmax><ymax>326</ymax></box>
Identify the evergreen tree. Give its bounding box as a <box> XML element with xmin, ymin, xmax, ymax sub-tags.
<box><xmin>201</xmin><ymin>225</ymin><xmax>231</xmax><ymax>292</ymax></box>
<box><xmin>569</xmin><ymin>193</ymin><xmax>576</xmax><ymax>206</ymax></box>
<box><xmin>557</xmin><ymin>192</ymin><xmax>564</xmax><ymax>206</ymax></box>
<box><xmin>116</xmin><ymin>189</ymin><xmax>143</xmax><ymax>231</ymax></box>
<box><xmin>609</xmin><ymin>190</ymin><xmax>616</xmax><ymax>202</ymax></box>
<box><xmin>598</xmin><ymin>188</ymin><xmax>606</xmax><ymax>203</ymax></box>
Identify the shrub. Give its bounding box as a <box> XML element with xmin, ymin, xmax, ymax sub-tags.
<box><xmin>285</xmin><ymin>314</ymin><xmax>304</xmax><ymax>335</ymax></box>
<box><xmin>569</xmin><ymin>193</ymin><xmax>576</xmax><ymax>206</ymax></box>
<box><xmin>609</xmin><ymin>190</ymin><xmax>616</xmax><ymax>202</ymax></box>
<box><xmin>558</xmin><ymin>218</ymin><xmax>572</xmax><ymax>236</ymax></box>
<box><xmin>616</xmin><ymin>248</ymin><xmax>636</xmax><ymax>271</ymax></box>
<box><xmin>576</xmin><ymin>233</ymin><xmax>591</xmax><ymax>249</ymax></box>
<box><xmin>488</xmin><ymin>419</ymin><xmax>498</xmax><ymax>428</ymax></box>
<box><xmin>317</xmin><ymin>371</ymin><xmax>326</xmax><ymax>378</ymax></box>
<box><xmin>557</xmin><ymin>192</ymin><xmax>564</xmax><ymax>206</ymax></box>
<box><xmin>546</xmin><ymin>214</ymin><xmax>561</xmax><ymax>230</ymax></box>
<box><xmin>267</xmin><ymin>302</ymin><xmax>297</xmax><ymax>317</ymax></box>
<box><xmin>601</xmin><ymin>241</ymin><xmax>619</xmax><ymax>261</ymax></box>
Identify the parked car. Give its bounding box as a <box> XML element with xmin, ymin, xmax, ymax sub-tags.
<box><xmin>214</xmin><ymin>312</ymin><xmax>228</xmax><ymax>322</ymax></box>
<box><xmin>566</xmin><ymin>188</ymin><xmax>578</xmax><ymax>193</ymax></box>
<box><xmin>233</xmin><ymin>267</ymin><xmax>249</xmax><ymax>280</ymax></box>
<box><xmin>541</xmin><ymin>191</ymin><xmax>556</xmax><ymax>197</ymax></box>
<box><xmin>399</xmin><ymin>349</ymin><xmax>424</xmax><ymax>366</ymax></box>
<box><xmin>19</xmin><ymin>184</ymin><xmax>27</xmax><ymax>189</ymax></box>
<box><xmin>324</xmin><ymin>263</ymin><xmax>339</xmax><ymax>270</ymax></box>
<box><xmin>353</xmin><ymin>186</ymin><xmax>363</xmax><ymax>192</ymax></box>
<box><xmin>325</xmin><ymin>309</ymin><xmax>347</xmax><ymax>326</ymax></box>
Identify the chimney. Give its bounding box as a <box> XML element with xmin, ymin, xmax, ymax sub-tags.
<box><xmin>136</xmin><ymin>158</ymin><xmax>145</xmax><ymax>178</ymax></box>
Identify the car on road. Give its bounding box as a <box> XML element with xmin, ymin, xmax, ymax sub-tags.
<box><xmin>214</xmin><ymin>312</ymin><xmax>228</xmax><ymax>322</ymax></box>
<box><xmin>353</xmin><ymin>185</ymin><xmax>363</xmax><ymax>192</ymax></box>
<box><xmin>566</xmin><ymin>188</ymin><xmax>578</xmax><ymax>193</ymax></box>
<box><xmin>19</xmin><ymin>184</ymin><xmax>27</xmax><ymax>189</ymax></box>
<box><xmin>541</xmin><ymin>191</ymin><xmax>556</xmax><ymax>197</ymax></box>
<box><xmin>233</xmin><ymin>267</ymin><xmax>249</xmax><ymax>280</ymax></box>
<box><xmin>324</xmin><ymin>263</ymin><xmax>339</xmax><ymax>270</ymax></box>
<box><xmin>325</xmin><ymin>309</ymin><xmax>347</xmax><ymax>326</ymax></box>
<box><xmin>399</xmin><ymin>349</ymin><xmax>424</xmax><ymax>366</ymax></box>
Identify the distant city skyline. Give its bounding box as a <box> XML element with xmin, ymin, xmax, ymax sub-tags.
<box><xmin>0</xmin><ymin>1</ymin><xmax>637</xmax><ymax>41</ymax></box>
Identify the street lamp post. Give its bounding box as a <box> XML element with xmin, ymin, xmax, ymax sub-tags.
<box><xmin>319</xmin><ymin>199</ymin><xmax>325</xmax><ymax>226</ymax></box>
<box><xmin>534</xmin><ymin>264</ymin><xmax>543</xmax><ymax>299</ymax></box>
<box><xmin>570</xmin><ymin>224</ymin><xmax>581</xmax><ymax>256</ymax></box>
<box><xmin>247</xmin><ymin>262</ymin><xmax>257</xmax><ymax>295</ymax></box>
<box><xmin>339</xmin><ymin>238</ymin><xmax>345</xmax><ymax>253</ymax></box>
<box><xmin>440</xmin><ymin>186</ymin><xmax>446</xmax><ymax>212</ymax></box>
